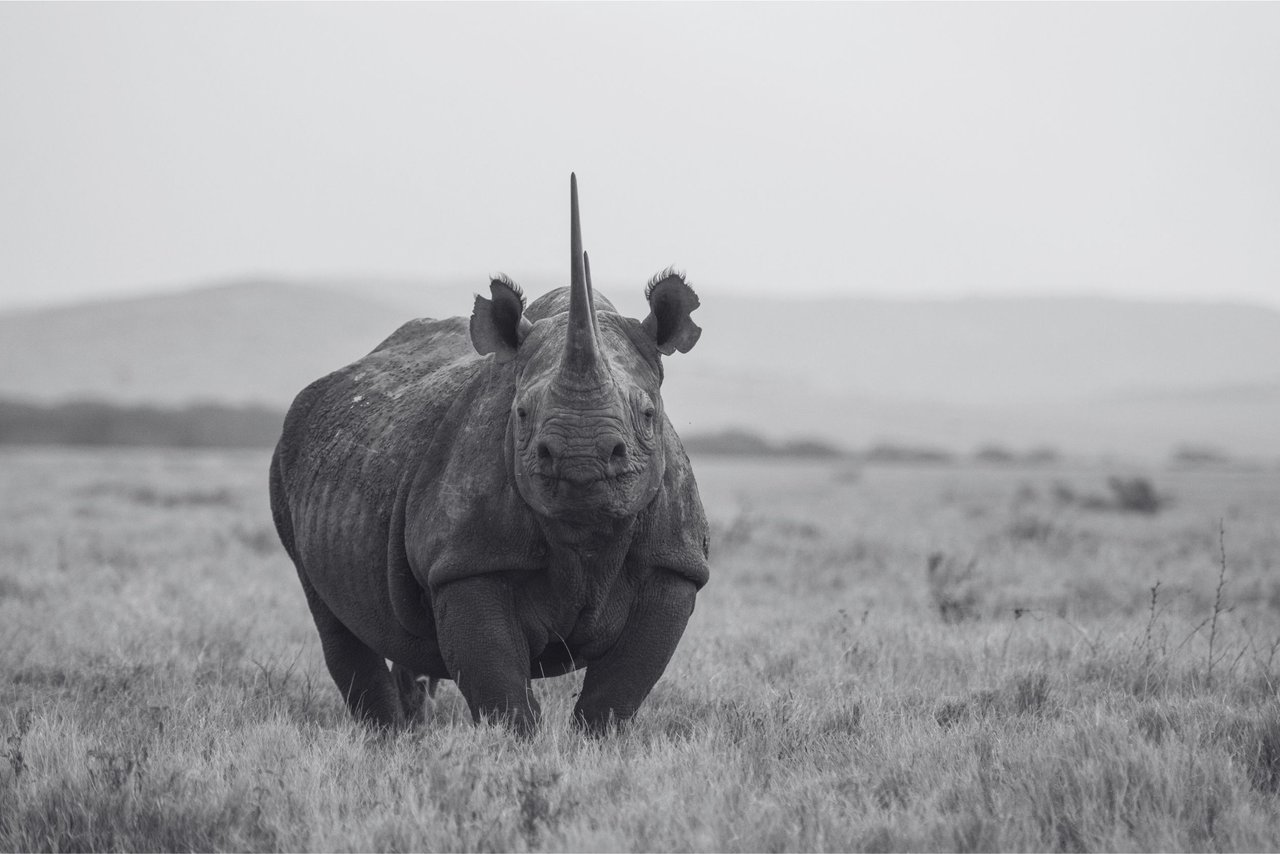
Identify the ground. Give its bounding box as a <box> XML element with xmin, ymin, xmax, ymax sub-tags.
<box><xmin>1</xmin><ymin>448</ymin><xmax>1278</xmax><ymax>851</ymax></box>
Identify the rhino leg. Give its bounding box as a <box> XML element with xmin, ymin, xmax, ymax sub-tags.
<box><xmin>296</xmin><ymin>568</ymin><xmax>405</xmax><ymax>729</ymax></box>
<box><xmin>433</xmin><ymin>575</ymin><xmax>541</xmax><ymax>736</ymax></box>
<box><xmin>391</xmin><ymin>662</ymin><xmax>428</xmax><ymax>726</ymax></box>
<box><xmin>573</xmin><ymin>570</ymin><xmax>697</xmax><ymax>735</ymax></box>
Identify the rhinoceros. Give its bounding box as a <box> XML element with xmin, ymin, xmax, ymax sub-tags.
<box><xmin>269</xmin><ymin>175</ymin><xmax>709</xmax><ymax>735</ymax></box>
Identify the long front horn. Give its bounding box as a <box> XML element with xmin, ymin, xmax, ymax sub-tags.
<box><xmin>563</xmin><ymin>173</ymin><xmax>603</xmax><ymax>378</ymax></box>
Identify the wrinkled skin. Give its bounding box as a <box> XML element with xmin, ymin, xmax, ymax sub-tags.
<box><xmin>270</xmin><ymin>270</ymin><xmax>708</xmax><ymax>736</ymax></box>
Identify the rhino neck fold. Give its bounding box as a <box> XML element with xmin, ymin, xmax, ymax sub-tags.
<box><xmin>540</xmin><ymin>513</ymin><xmax>638</xmax><ymax>555</ymax></box>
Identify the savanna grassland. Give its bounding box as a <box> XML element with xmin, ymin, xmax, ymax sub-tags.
<box><xmin>1</xmin><ymin>447</ymin><xmax>1279</xmax><ymax>852</ymax></box>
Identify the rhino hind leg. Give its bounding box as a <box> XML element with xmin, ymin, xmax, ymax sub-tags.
<box><xmin>296</xmin><ymin>568</ymin><xmax>405</xmax><ymax>729</ymax></box>
<box><xmin>391</xmin><ymin>662</ymin><xmax>429</xmax><ymax>726</ymax></box>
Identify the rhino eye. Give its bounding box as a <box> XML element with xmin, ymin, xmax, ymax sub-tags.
<box><xmin>516</xmin><ymin>407</ymin><xmax>528</xmax><ymax>421</ymax></box>
<box><xmin>644</xmin><ymin>408</ymin><xmax>655</xmax><ymax>421</ymax></box>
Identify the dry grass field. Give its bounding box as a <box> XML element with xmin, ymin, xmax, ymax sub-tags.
<box><xmin>1</xmin><ymin>447</ymin><xmax>1279</xmax><ymax>851</ymax></box>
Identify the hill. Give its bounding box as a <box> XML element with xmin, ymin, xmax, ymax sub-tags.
<box><xmin>2</xmin><ymin>279</ymin><xmax>1279</xmax><ymax>457</ymax></box>
<box><xmin>323</xmin><ymin>280</ymin><xmax>1280</xmax><ymax>405</ymax></box>
<box><xmin>0</xmin><ymin>281</ymin><xmax>412</xmax><ymax>407</ymax></box>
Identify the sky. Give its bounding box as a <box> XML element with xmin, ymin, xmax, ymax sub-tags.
<box><xmin>1</xmin><ymin>2</ymin><xmax>1278</xmax><ymax>311</ymax></box>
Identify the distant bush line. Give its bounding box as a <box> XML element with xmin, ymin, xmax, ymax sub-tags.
<box><xmin>0</xmin><ymin>400</ymin><xmax>1245</xmax><ymax>469</ymax></box>
<box><xmin>681</xmin><ymin>429</ymin><xmax>1062</xmax><ymax>465</ymax></box>
<box><xmin>0</xmin><ymin>399</ymin><xmax>283</xmax><ymax>448</ymax></box>
<box><xmin>679</xmin><ymin>429</ymin><xmax>845</xmax><ymax>458</ymax></box>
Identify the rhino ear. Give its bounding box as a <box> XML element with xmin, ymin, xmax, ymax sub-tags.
<box><xmin>470</xmin><ymin>276</ymin><xmax>532</xmax><ymax>363</ymax></box>
<box><xmin>642</xmin><ymin>270</ymin><xmax>702</xmax><ymax>355</ymax></box>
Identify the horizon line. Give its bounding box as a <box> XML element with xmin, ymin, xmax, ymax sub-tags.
<box><xmin>3</xmin><ymin>274</ymin><xmax>1279</xmax><ymax>315</ymax></box>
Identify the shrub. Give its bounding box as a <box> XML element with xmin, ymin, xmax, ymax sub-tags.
<box><xmin>1171</xmin><ymin>445</ymin><xmax>1232</xmax><ymax>467</ymax></box>
<box><xmin>1107</xmin><ymin>476</ymin><xmax>1163</xmax><ymax>514</ymax></box>
<box><xmin>865</xmin><ymin>443</ymin><xmax>956</xmax><ymax>465</ymax></box>
<box><xmin>974</xmin><ymin>444</ymin><xmax>1017</xmax><ymax>464</ymax></box>
<box><xmin>926</xmin><ymin>552</ymin><xmax>982</xmax><ymax>623</ymax></box>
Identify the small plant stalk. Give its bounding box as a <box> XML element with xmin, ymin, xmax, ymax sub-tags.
<box><xmin>1207</xmin><ymin>520</ymin><xmax>1228</xmax><ymax>688</ymax></box>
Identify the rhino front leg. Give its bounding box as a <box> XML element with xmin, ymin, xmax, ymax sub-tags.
<box><xmin>574</xmin><ymin>570</ymin><xmax>697</xmax><ymax>735</ymax></box>
<box><xmin>433</xmin><ymin>575</ymin><xmax>541</xmax><ymax>736</ymax></box>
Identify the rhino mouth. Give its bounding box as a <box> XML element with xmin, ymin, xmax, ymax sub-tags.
<box><xmin>535</xmin><ymin>470</ymin><xmax>639</xmax><ymax>490</ymax></box>
<box><xmin>531</xmin><ymin>466</ymin><xmax>643</xmax><ymax>504</ymax></box>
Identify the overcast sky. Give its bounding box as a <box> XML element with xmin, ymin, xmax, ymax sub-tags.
<box><xmin>2</xmin><ymin>2</ymin><xmax>1278</xmax><ymax>311</ymax></box>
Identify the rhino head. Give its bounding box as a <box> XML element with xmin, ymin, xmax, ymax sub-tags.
<box><xmin>469</xmin><ymin>174</ymin><xmax>702</xmax><ymax>525</ymax></box>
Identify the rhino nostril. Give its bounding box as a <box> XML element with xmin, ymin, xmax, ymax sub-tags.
<box><xmin>610</xmin><ymin>442</ymin><xmax>627</xmax><ymax>461</ymax></box>
<box><xmin>537</xmin><ymin>442</ymin><xmax>553</xmax><ymax>462</ymax></box>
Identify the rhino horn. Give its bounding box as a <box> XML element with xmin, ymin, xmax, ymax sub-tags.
<box><xmin>584</xmin><ymin>250</ymin><xmax>601</xmax><ymax>340</ymax></box>
<box><xmin>563</xmin><ymin>174</ymin><xmax>605</xmax><ymax>382</ymax></box>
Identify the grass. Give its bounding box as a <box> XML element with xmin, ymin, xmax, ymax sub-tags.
<box><xmin>1</xmin><ymin>448</ymin><xmax>1279</xmax><ymax>851</ymax></box>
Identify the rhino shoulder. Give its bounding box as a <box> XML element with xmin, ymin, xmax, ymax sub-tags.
<box><xmin>628</xmin><ymin>425</ymin><xmax>710</xmax><ymax>589</ymax></box>
<box><xmin>396</xmin><ymin>354</ymin><xmax>545</xmax><ymax>592</ymax></box>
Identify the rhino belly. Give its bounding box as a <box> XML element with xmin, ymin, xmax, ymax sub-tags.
<box><xmin>294</xmin><ymin>512</ymin><xmax>449</xmax><ymax>677</ymax></box>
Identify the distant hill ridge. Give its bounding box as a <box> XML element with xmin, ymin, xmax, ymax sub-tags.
<box><xmin>2</xmin><ymin>279</ymin><xmax>1278</xmax><ymax>457</ymax></box>
<box><xmin>0</xmin><ymin>280</ymin><xmax>413</xmax><ymax>408</ymax></box>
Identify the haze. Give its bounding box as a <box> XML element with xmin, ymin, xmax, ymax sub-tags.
<box><xmin>1</xmin><ymin>3</ymin><xmax>1278</xmax><ymax>310</ymax></box>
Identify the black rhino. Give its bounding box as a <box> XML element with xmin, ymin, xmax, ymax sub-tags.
<box><xmin>269</xmin><ymin>175</ymin><xmax>709</xmax><ymax>735</ymax></box>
